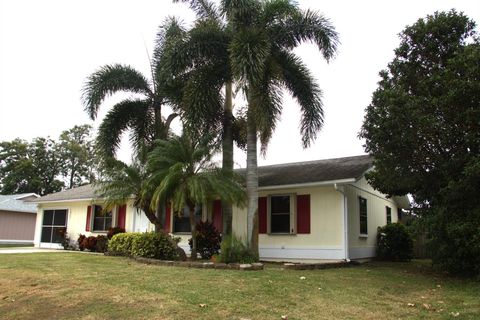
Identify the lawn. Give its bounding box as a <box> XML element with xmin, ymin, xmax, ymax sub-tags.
<box><xmin>0</xmin><ymin>254</ymin><xmax>478</xmax><ymax>320</ymax></box>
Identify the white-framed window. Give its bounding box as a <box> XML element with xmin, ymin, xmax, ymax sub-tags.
<box><xmin>173</xmin><ymin>205</ymin><xmax>202</xmax><ymax>233</ymax></box>
<box><xmin>268</xmin><ymin>194</ymin><xmax>296</xmax><ymax>234</ymax></box>
<box><xmin>386</xmin><ymin>206</ymin><xmax>392</xmax><ymax>224</ymax></box>
<box><xmin>359</xmin><ymin>196</ymin><xmax>368</xmax><ymax>235</ymax></box>
<box><xmin>92</xmin><ymin>205</ymin><xmax>113</xmax><ymax>232</ymax></box>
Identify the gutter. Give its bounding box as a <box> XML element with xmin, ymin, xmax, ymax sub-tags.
<box><xmin>334</xmin><ymin>183</ymin><xmax>350</xmax><ymax>262</ymax></box>
<box><xmin>258</xmin><ymin>178</ymin><xmax>356</xmax><ymax>191</ymax></box>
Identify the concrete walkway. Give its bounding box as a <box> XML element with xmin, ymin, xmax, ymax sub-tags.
<box><xmin>0</xmin><ymin>247</ymin><xmax>64</xmax><ymax>254</ymax></box>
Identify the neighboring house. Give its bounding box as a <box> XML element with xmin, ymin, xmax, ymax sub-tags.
<box><xmin>0</xmin><ymin>193</ymin><xmax>39</xmax><ymax>244</ymax></box>
<box><xmin>31</xmin><ymin>155</ymin><xmax>409</xmax><ymax>261</ymax></box>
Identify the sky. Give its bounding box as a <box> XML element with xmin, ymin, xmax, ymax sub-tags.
<box><xmin>1</xmin><ymin>0</ymin><xmax>479</xmax><ymax>168</ymax></box>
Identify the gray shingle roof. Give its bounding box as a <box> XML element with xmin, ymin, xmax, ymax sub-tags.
<box><xmin>31</xmin><ymin>184</ymin><xmax>98</xmax><ymax>203</ymax></box>
<box><xmin>32</xmin><ymin>155</ymin><xmax>373</xmax><ymax>203</ymax></box>
<box><xmin>237</xmin><ymin>155</ymin><xmax>373</xmax><ymax>187</ymax></box>
<box><xmin>0</xmin><ymin>194</ymin><xmax>38</xmax><ymax>213</ymax></box>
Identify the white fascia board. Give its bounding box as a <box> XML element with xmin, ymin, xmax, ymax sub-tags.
<box><xmin>32</xmin><ymin>198</ymin><xmax>95</xmax><ymax>204</ymax></box>
<box><xmin>258</xmin><ymin>178</ymin><xmax>357</xmax><ymax>191</ymax></box>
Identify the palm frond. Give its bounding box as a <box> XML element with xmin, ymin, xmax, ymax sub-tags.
<box><xmin>275</xmin><ymin>50</ymin><xmax>324</xmax><ymax>147</ymax></box>
<box><xmin>173</xmin><ymin>0</ymin><xmax>220</xmax><ymax>21</ymax></box>
<box><xmin>81</xmin><ymin>64</ymin><xmax>152</xmax><ymax>120</ymax></box>
<box><xmin>96</xmin><ymin>99</ymin><xmax>152</xmax><ymax>158</ymax></box>
<box><xmin>272</xmin><ymin>8</ymin><xmax>339</xmax><ymax>61</ymax></box>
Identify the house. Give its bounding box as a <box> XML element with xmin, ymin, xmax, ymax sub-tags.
<box><xmin>0</xmin><ymin>193</ymin><xmax>39</xmax><ymax>245</ymax></box>
<box><xmin>31</xmin><ymin>155</ymin><xmax>409</xmax><ymax>261</ymax></box>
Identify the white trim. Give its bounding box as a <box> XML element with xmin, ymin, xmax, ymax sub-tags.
<box><xmin>267</xmin><ymin>193</ymin><xmax>297</xmax><ymax>234</ymax></box>
<box><xmin>33</xmin><ymin>198</ymin><xmax>94</xmax><ymax>204</ymax></box>
<box><xmin>334</xmin><ymin>183</ymin><xmax>349</xmax><ymax>261</ymax></box>
<box><xmin>258</xmin><ymin>178</ymin><xmax>357</xmax><ymax>191</ymax></box>
<box><xmin>39</xmin><ymin>242</ymin><xmax>63</xmax><ymax>249</ymax></box>
<box><xmin>259</xmin><ymin>246</ymin><xmax>345</xmax><ymax>260</ymax></box>
<box><xmin>349</xmin><ymin>246</ymin><xmax>376</xmax><ymax>259</ymax></box>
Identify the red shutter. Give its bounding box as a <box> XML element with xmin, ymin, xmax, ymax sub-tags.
<box><xmin>212</xmin><ymin>200</ymin><xmax>223</xmax><ymax>232</ymax></box>
<box><xmin>117</xmin><ymin>204</ymin><xmax>126</xmax><ymax>229</ymax></box>
<box><xmin>86</xmin><ymin>205</ymin><xmax>92</xmax><ymax>231</ymax></box>
<box><xmin>164</xmin><ymin>205</ymin><xmax>171</xmax><ymax>233</ymax></box>
<box><xmin>259</xmin><ymin>197</ymin><xmax>267</xmax><ymax>234</ymax></box>
<box><xmin>297</xmin><ymin>194</ymin><xmax>311</xmax><ymax>234</ymax></box>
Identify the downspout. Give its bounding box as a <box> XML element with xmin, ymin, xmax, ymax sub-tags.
<box><xmin>334</xmin><ymin>183</ymin><xmax>350</xmax><ymax>262</ymax></box>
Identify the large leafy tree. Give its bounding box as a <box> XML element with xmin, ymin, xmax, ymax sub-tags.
<box><xmin>0</xmin><ymin>138</ymin><xmax>64</xmax><ymax>195</ymax></box>
<box><xmin>225</xmin><ymin>0</ymin><xmax>338</xmax><ymax>256</ymax></box>
<box><xmin>360</xmin><ymin>10</ymin><xmax>480</xmax><ymax>275</ymax></box>
<box><xmin>58</xmin><ymin>124</ymin><xmax>97</xmax><ymax>189</ymax></box>
<box><xmin>147</xmin><ymin>134</ymin><xmax>246</xmax><ymax>260</ymax></box>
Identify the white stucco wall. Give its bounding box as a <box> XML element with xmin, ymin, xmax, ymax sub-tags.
<box><xmin>33</xmin><ymin>200</ymin><xmax>137</xmax><ymax>248</ymax></box>
<box><xmin>345</xmin><ymin>176</ymin><xmax>399</xmax><ymax>259</ymax></box>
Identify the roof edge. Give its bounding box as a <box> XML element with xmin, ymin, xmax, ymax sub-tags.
<box><xmin>258</xmin><ymin>178</ymin><xmax>357</xmax><ymax>191</ymax></box>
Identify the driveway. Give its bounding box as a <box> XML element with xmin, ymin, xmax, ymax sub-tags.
<box><xmin>0</xmin><ymin>247</ymin><xmax>64</xmax><ymax>254</ymax></box>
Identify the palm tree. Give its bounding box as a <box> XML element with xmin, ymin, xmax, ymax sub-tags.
<box><xmin>224</xmin><ymin>0</ymin><xmax>339</xmax><ymax>256</ymax></box>
<box><xmin>168</xmin><ymin>0</ymin><xmax>237</xmax><ymax>236</ymax></box>
<box><xmin>81</xmin><ymin>17</ymin><xmax>185</xmax><ymax>162</ymax></box>
<box><xmin>96</xmin><ymin>159</ymin><xmax>164</xmax><ymax>231</ymax></box>
<box><xmin>82</xmin><ymin>18</ymin><xmax>187</xmax><ymax>231</ymax></box>
<box><xmin>147</xmin><ymin>134</ymin><xmax>246</xmax><ymax>260</ymax></box>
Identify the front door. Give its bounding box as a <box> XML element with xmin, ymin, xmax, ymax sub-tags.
<box><xmin>40</xmin><ymin>209</ymin><xmax>67</xmax><ymax>248</ymax></box>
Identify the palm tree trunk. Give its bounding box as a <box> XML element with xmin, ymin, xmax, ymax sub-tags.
<box><xmin>246</xmin><ymin>112</ymin><xmax>259</xmax><ymax>258</ymax></box>
<box><xmin>188</xmin><ymin>203</ymin><xmax>197</xmax><ymax>260</ymax></box>
<box><xmin>222</xmin><ymin>82</ymin><xmax>234</xmax><ymax>237</ymax></box>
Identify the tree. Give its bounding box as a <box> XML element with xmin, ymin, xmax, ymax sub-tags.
<box><xmin>225</xmin><ymin>0</ymin><xmax>338</xmax><ymax>256</ymax></box>
<box><xmin>0</xmin><ymin>138</ymin><xmax>64</xmax><ymax>195</ymax></box>
<box><xmin>168</xmin><ymin>0</ymin><xmax>237</xmax><ymax>236</ymax></box>
<box><xmin>58</xmin><ymin>124</ymin><xmax>96</xmax><ymax>189</ymax></box>
<box><xmin>147</xmin><ymin>134</ymin><xmax>246</xmax><ymax>260</ymax></box>
<box><xmin>81</xmin><ymin>18</ymin><xmax>185</xmax><ymax>161</ymax></box>
<box><xmin>360</xmin><ymin>10</ymin><xmax>480</xmax><ymax>275</ymax></box>
<box><xmin>82</xmin><ymin>19</ymin><xmax>186</xmax><ymax>231</ymax></box>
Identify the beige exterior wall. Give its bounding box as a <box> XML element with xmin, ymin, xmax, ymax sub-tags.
<box><xmin>345</xmin><ymin>176</ymin><xmax>399</xmax><ymax>259</ymax></box>
<box><xmin>0</xmin><ymin>210</ymin><xmax>36</xmax><ymax>242</ymax></box>
<box><xmin>34</xmin><ymin>200</ymin><xmax>137</xmax><ymax>248</ymax></box>
<box><xmin>232</xmin><ymin>186</ymin><xmax>345</xmax><ymax>261</ymax></box>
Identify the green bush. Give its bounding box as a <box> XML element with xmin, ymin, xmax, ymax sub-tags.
<box><xmin>131</xmin><ymin>232</ymin><xmax>179</xmax><ymax>260</ymax></box>
<box><xmin>376</xmin><ymin>223</ymin><xmax>413</xmax><ymax>261</ymax></box>
<box><xmin>219</xmin><ymin>234</ymin><xmax>257</xmax><ymax>263</ymax></box>
<box><xmin>188</xmin><ymin>220</ymin><xmax>221</xmax><ymax>259</ymax></box>
<box><xmin>108</xmin><ymin>232</ymin><xmax>141</xmax><ymax>256</ymax></box>
<box><xmin>108</xmin><ymin>232</ymin><xmax>179</xmax><ymax>260</ymax></box>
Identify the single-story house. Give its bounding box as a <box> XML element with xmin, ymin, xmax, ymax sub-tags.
<box><xmin>31</xmin><ymin>155</ymin><xmax>409</xmax><ymax>261</ymax></box>
<box><xmin>0</xmin><ymin>193</ymin><xmax>39</xmax><ymax>245</ymax></box>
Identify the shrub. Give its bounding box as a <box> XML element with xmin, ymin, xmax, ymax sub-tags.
<box><xmin>107</xmin><ymin>227</ymin><xmax>126</xmax><ymax>240</ymax></box>
<box><xmin>131</xmin><ymin>232</ymin><xmax>179</xmax><ymax>260</ymax></box>
<box><xmin>82</xmin><ymin>236</ymin><xmax>97</xmax><ymax>251</ymax></box>
<box><xmin>219</xmin><ymin>234</ymin><xmax>258</xmax><ymax>263</ymax></box>
<box><xmin>376</xmin><ymin>223</ymin><xmax>414</xmax><ymax>261</ymax></box>
<box><xmin>188</xmin><ymin>220</ymin><xmax>221</xmax><ymax>259</ymax></box>
<box><xmin>95</xmin><ymin>235</ymin><xmax>108</xmax><ymax>253</ymax></box>
<box><xmin>77</xmin><ymin>234</ymin><xmax>86</xmax><ymax>251</ymax></box>
<box><xmin>108</xmin><ymin>233</ymin><xmax>141</xmax><ymax>256</ymax></box>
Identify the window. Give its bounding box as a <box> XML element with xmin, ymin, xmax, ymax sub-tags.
<box><xmin>269</xmin><ymin>195</ymin><xmax>295</xmax><ymax>234</ymax></box>
<box><xmin>359</xmin><ymin>197</ymin><xmax>368</xmax><ymax>235</ymax></box>
<box><xmin>386</xmin><ymin>206</ymin><xmax>392</xmax><ymax>224</ymax></box>
<box><xmin>92</xmin><ymin>205</ymin><xmax>112</xmax><ymax>232</ymax></box>
<box><xmin>41</xmin><ymin>209</ymin><xmax>67</xmax><ymax>243</ymax></box>
<box><xmin>173</xmin><ymin>205</ymin><xmax>202</xmax><ymax>233</ymax></box>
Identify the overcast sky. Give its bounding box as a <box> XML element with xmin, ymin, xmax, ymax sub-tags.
<box><xmin>1</xmin><ymin>0</ymin><xmax>478</xmax><ymax>168</ymax></box>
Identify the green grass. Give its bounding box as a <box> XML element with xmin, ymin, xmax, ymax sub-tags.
<box><xmin>0</xmin><ymin>254</ymin><xmax>478</xmax><ymax>320</ymax></box>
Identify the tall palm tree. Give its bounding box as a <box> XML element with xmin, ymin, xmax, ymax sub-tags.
<box><xmin>82</xmin><ymin>18</ymin><xmax>187</xmax><ymax>231</ymax></box>
<box><xmin>224</xmin><ymin>0</ymin><xmax>339</xmax><ymax>256</ymax></box>
<box><xmin>168</xmin><ymin>0</ymin><xmax>237</xmax><ymax>236</ymax></box>
<box><xmin>147</xmin><ymin>134</ymin><xmax>246</xmax><ymax>260</ymax></box>
<box><xmin>82</xmin><ymin>18</ymin><xmax>185</xmax><ymax>162</ymax></box>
